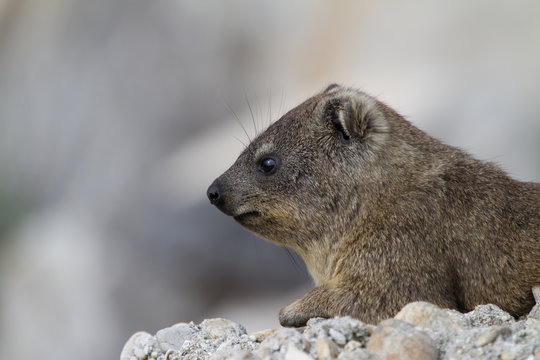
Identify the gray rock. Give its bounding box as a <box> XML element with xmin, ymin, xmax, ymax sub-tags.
<box><xmin>465</xmin><ymin>304</ymin><xmax>515</xmax><ymax>327</ymax></box>
<box><xmin>338</xmin><ymin>348</ymin><xmax>380</xmax><ymax>360</ymax></box>
<box><xmin>201</xmin><ymin>318</ymin><xmax>247</xmax><ymax>340</ymax></box>
<box><xmin>120</xmin><ymin>331</ymin><xmax>159</xmax><ymax>360</ymax></box>
<box><xmin>120</xmin><ymin>301</ymin><xmax>540</xmax><ymax>360</ymax></box>
<box><xmin>366</xmin><ymin>319</ymin><xmax>438</xmax><ymax>360</ymax></box>
<box><xmin>313</xmin><ymin>338</ymin><xmax>339</xmax><ymax>360</ymax></box>
<box><xmin>156</xmin><ymin>322</ymin><xmax>197</xmax><ymax>351</ymax></box>
<box><xmin>260</xmin><ymin>327</ymin><xmax>306</xmax><ymax>353</ymax></box>
<box><xmin>283</xmin><ymin>344</ymin><xmax>314</xmax><ymax>360</ymax></box>
<box><xmin>304</xmin><ymin>316</ymin><xmax>370</xmax><ymax>347</ymax></box>
<box><xmin>395</xmin><ymin>301</ymin><xmax>469</xmax><ymax>331</ymax></box>
<box><xmin>533</xmin><ymin>286</ymin><xmax>540</xmax><ymax>303</ymax></box>
<box><xmin>474</xmin><ymin>325</ymin><xmax>511</xmax><ymax>347</ymax></box>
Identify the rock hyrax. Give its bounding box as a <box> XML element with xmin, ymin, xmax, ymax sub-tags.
<box><xmin>207</xmin><ymin>85</ymin><xmax>540</xmax><ymax>327</ymax></box>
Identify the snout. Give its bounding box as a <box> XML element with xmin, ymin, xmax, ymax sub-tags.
<box><xmin>207</xmin><ymin>177</ymin><xmax>262</xmax><ymax>226</ymax></box>
<box><xmin>207</xmin><ymin>179</ymin><xmax>223</xmax><ymax>206</ymax></box>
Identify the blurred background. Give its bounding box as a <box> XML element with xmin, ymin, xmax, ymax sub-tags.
<box><xmin>0</xmin><ymin>0</ymin><xmax>539</xmax><ymax>359</ymax></box>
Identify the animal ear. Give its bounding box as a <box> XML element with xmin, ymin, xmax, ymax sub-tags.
<box><xmin>324</xmin><ymin>98</ymin><xmax>352</xmax><ymax>144</ymax></box>
<box><xmin>323</xmin><ymin>96</ymin><xmax>373</xmax><ymax>143</ymax></box>
<box><xmin>322</xmin><ymin>83</ymin><xmax>342</xmax><ymax>93</ymax></box>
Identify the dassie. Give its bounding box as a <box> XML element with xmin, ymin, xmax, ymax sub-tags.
<box><xmin>207</xmin><ymin>84</ymin><xmax>540</xmax><ymax>327</ymax></box>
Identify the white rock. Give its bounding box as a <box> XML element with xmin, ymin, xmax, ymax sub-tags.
<box><xmin>328</xmin><ymin>328</ymin><xmax>346</xmax><ymax>346</ymax></box>
<box><xmin>201</xmin><ymin>318</ymin><xmax>247</xmax><ymax>339</ymax></box>
<box><xmin>285</xmin><ymin>344</ymin><xmax>314</xmax><ymax>360</ymax></box>
<box><xmin>313</xmin><ymin>338</ymin><xmax>339</xmax><ymax>360</ymax></box>
<box><xmin>120</xmin><ymin>331</ymin><xmax>158</xmax><ymax>360</ymax></box>
<box><xmin>156</xmin><ymin>323</ymin><xmax>196</xmax><ymax>351</ymax></box>
<box><xmin>474</xmin><ymin>325</ymin><xmax>510</xmax><ymax>347</ymax></box>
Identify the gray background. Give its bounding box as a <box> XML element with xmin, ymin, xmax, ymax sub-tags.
<box><xmin>0</xmin><ymin>1</ymin><xmax>539</xmax><ymax>359</ymax></box>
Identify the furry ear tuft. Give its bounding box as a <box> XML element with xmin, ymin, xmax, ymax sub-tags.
<box><xmin>323</xmin><ymin>94</ymin><xmax>382</xmax><ymax>142</ymax></box>
<box><xmin>324</xmin><ymin>98</ymin><xmax>352</xmax><ymax>144</ymax></box>
<box><xmin>323</xmin><ymin>83</ymin><xmax>342</xmax><ymax>94</ymax></box>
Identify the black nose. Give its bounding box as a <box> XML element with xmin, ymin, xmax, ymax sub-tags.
<box><xmin>207</xmin><ymin>180</ymin><xmax>222</xmax><ymax>205</ymax></box>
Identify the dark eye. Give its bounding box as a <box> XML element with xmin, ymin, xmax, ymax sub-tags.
<box><xmin>258</xmin><ymin>157</ymin><xmax>278</xmax><ymax>175</ymax></box>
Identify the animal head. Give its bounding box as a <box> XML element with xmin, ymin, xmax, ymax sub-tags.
<box><xmin>207</xmin><ymin>85</ymin><xmax>398</xmax><ymax>253</ymax></box>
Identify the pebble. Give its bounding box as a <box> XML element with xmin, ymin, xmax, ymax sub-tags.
<box><xmin>304</xmin><ymin>316</ymin><xmax>370</xmax><ymax>347</ymax></box>
<box><xmin>465</xmin><ymin>304</ymin><xmax>515</xmax><ymax>327</ymax></box>
<box><xmin>260</xmin><ymin>327</ymin><xmax>306</xmax><ymax>352</ymax></box>
<box><xmin>395</xmin><ymin>301</ymin><xmax>467</xmax><ymax>332</ymax></box>
<box><xmin>499</xmin><ymin>350</ymin><xmax>515</xmax><ymax>360</ymax></box>
<box><xmin>248</xmin><ymin>329</ymin><xmax>276</xmax><ymax>342</ymax></box>
<box><xmin>532</xmin><ymin>286</ymin><xmax>540</xmax><ymax>303</ymax></box>
<box><xmin>156</xmin><ymin>323</ymin><xmax>196</xmax><ymax>351</ymax></box>
<box><xmin>285</xmin><ymin>344</ymin><xmax>314</xmax><ymax>360</ymax></box>
<box><xmin>328</xmin><ymin>328</ymin><xmax>346</xmax><ymax>345</ymax></box>
<box><xmin>394</xmin><ymin>301</ymin><xmax>441</xmax><ymax>327</ymax></box>
<box><xmin>314</xmin><ymin>338</ymin><xmax>339</xmax><ymax>360</ymax></box>
<box><xmin>120</xmin><ymin>301</ymin><xmax>540</xmax><ymax>360</ymax></box>
<box><xmin>366</xmin><ymin>319</ymin><xmax>438</xmax><ymax>360</ymax></box>
<box><xmin>343</xmin><ymin>340</ymin><xmax>362</xmax><ymax>352</ymax></box>
<box><xmin>338</xmin><ymin>349</ymin><xmax>380</xmax><ymax>360</ymax></box>
<box><xmin>120</xmin><ymin>331</ymin><xmax>158</xmax><ymax>360</ymax></box>
<box><xmin>474</xmin><ymin>325</ymin><xmax>510</xmax><ymax>347</ymax></box>
<box><xmin>201</xmin><ymin>318</ymin><xmax>247</xmax><ymax>339</ymax></box>
<box><xmin>534</xmin><ymin>346</ymin><xmax>540</xmax><ymax>360</ymax></box>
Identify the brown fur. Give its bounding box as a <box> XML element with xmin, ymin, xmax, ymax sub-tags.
<box><xmin>207</xmin><ymin>85</ymin><xmax>540</xmax><ymax>326</ymax></box>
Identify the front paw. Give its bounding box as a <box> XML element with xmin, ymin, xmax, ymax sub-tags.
<box><xmin>279</xmin><ymin>306</ymin><xmax>310</xmax><ymax>327</ymax></box>
<box><xmin>279</xmin><ymin>300</ymin><xmax>327</xmax><ymax>327</ymax></box>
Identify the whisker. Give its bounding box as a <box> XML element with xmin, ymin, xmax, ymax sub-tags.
<box><xmin>253</xmin><ymin>88</ymin><xmax>263</xmax><ymax>135</ymax></box>
<box><xmin>245</xmin><ymin>96</ymin><xmax>257</xmax><ymax>139</ymax></box>
<box><xmin>284</xmin><ymin>248</ymin><xmax>309</xmax><ymax>281</ymax></box>
<box><xmin>222</xmin><ymin>96</ymin><xmax>251</xmax><ymax>143</ymax></box>
<box><xmin>233</xmin><ymin>136</ymin><xmax>247</xmax><ymax>149</ymax></box>
<box><xmin>278</xmin><ymin>87</ymin><xmax>286</xmax><ymax>119</ymax></box>
<box><xmin>268</xmin><ymin>88</ymin><xmax>272</xmax><ymax>128</ymax></box>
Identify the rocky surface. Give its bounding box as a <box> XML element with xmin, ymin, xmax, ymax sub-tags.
<box><xmin>121</xmin><ymin>288</ymin><xmax>540</xmax><ymax>360</ymax></box>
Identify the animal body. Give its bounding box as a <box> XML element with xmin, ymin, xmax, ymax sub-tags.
<box><xmin>207</xmin><ymin>84</ymin><xmax>540</xmax><ymax>326</ymax></box>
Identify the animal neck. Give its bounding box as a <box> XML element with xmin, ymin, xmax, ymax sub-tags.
<box><xmin>295</xmin><ymin>233</ymin><xmax>345</xmax><ymax>286</ymax></box>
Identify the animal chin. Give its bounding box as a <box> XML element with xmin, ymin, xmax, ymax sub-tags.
<box><xmin>233</xmin><ymin>211</ymin><xmax>261</xmax><ymax>223</ymax></box>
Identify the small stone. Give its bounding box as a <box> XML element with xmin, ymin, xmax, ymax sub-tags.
<box><xmin>201</xmin><ymin>318</ymin><xmax>247</xmax><ymax>339</ymax></box>
<box><xmin>528</xmin><ymin>305</ymin><xmax>540</xmax><ymax>321</ymax></box>
<box><xmin>343</xmin><ymin>340</ymin><xmax>362</xmax><ymax>353</ymax></box>
<box><xmin>248</xmin><ymin>329</ymin><xmax>276</xmax><ymax>342</ymax></box>
<box><xmin>500</xmin><ymin>351</ymin><xmax>515</xmax><ymax>360</ymax></box>
<box><xmin>395</xmin><ymin>302</ymin><xmax>442</xmax><ymax>327</ymax></box>
<box><xmin>304</xmin><ymin>316</ymin><xmax>370</xmax><ymax>347</ymax></box>
<box><xmin>156</xmin><ymin>323</ymin><xmax>196</xmax><ymax>351</ymax></box>
<box><xmin>395</xmin><ymin>302</ymin><xmax>467</xmax><ymax>332</ymax></box>
<box><xmin>285</xmin><ymin>344</ymin><xmax>314</xmax><ymax>360</ymax></box>
<box><xmin>328</xmin><ymin>328</ymin><xmax>347</xmax><ymax>345</ymax></box>
<box><xmin>466</xmin><ymin>304</ymin><xmax>515</xmax><ymax>327</ymax></box>
<box><xmin>366</xmin><ymin>319</ymin><xmax>438</xmax><ymax>360</ymax></box>
<box><xmin>209</xmin><ymin>349</ymin><xmax>259</xmax><ymax>360</ymax></box>
<box><xmin>528</xmin><ymin>289</ymin><xmax>540</xmax><ymax>321</ymax></box>
<box><xmin>338</xmin><ymin>348</ymin><xmax>380</xmax><ymax>360</ymax></box>
<box><xmin>533</xmin><ymin>346</ymin><xmax>540</xmax><ymax>360</ymax></box>
<box><xmin>314</xmin><ymin>338</ymin><xmax>339</xmax><ymax>360</ymax></box>
<box><xmin>260</xmin><ymin>327</ymin><xmax>304</xmax><ymax>352</ymax></box>
<box><xmin>532</xmin><ymin>286</ymin><xmax>540</xmax><ymax>303</ymax></box>
<box><xmin>474</xmin><ymin>326</ymin><xmax>511</xmax><ymax>347</ymax></box>
<box><xmin>121</xmin><ymin>331</ymin><xmax>157</xmax><ymax>360</ymax></box>
<box><xmin>252</xmin><ymin>346</ymin><xmax>272</xmax><ymax>359</ymax></box>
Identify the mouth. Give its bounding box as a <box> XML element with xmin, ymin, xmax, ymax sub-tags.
<box><xmin>233</xmin><ymin>211</ymin><xmax>261</xmax><ymax>223</ymax></box>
